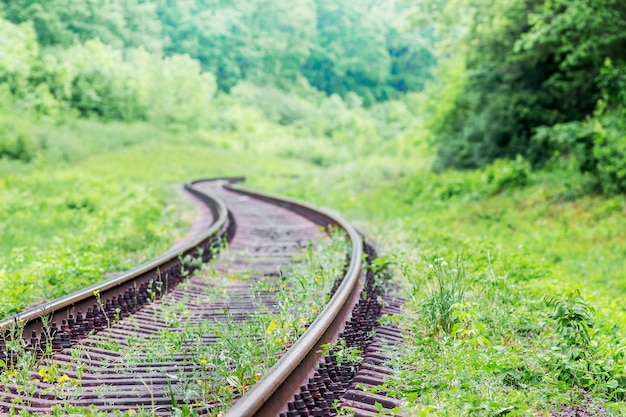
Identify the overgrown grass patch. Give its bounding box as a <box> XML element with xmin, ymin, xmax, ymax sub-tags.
<box><xmin>3</xmin><ymin>110</ymin><xmax>626</xmax><ymax>415</ymax></box>
<box><xmin>254</xmin><ymin>158</ymin><xmax>626</xmax><ymax>415</ymax></box>
<box><xmin>0</xmin><ymin>123</ymin><xmax>315</xmax><ymax>319</ymax></box>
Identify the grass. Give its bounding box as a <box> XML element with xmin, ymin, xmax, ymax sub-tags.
<box><xmin>260</xmin><ymin>157</ymin><xmax>626</xmax><ymax>415</ymax></box>
<box><xmin>2</xmin><ymin>112</ymin><xmax>626</xmax><ymax>415</ymax></box>
<box><xmin>0</xmin><ymin>122</ymin><xmax>315</xmax><ymax>318</ymax></box>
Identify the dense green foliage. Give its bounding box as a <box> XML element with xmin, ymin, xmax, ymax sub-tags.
<box><xmin>426</xmin><ymin>0</ymin><xmax>626</xmax><ymax>193</ymax></box>
<box><xmin>3</xmin><ymin>0</ymin><xmax>163</xmax><ymax>52</ymax></box>
<box><xmin>0</xmin><ymin>0</ymin><xmax>434</xmax><ymax>106</ymax></box>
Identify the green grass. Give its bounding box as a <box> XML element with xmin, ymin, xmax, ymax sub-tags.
<box><xmin>0</xmin><ymin>121</ymin><xmax>315</xmax><ymax>318</ymax></box>
<box><xmin>2</xmin><ymin>113</ymin><xmax>626</xmax><ymax>415</ymax></box>
<box><xmin>260</xmin><ymin>158</ymin><xmax>626</xmax><ymax>415</ymax></box>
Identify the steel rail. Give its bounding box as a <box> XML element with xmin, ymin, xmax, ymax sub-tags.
<box><xmin>0</xmin><ymin>180</ymin><xmax>229</xmax><ymax>337</ymax></box>
<box><xmin>222</xmin><ymin>182</ymin><xmax>364</xmax><ymax>417</ymax></box>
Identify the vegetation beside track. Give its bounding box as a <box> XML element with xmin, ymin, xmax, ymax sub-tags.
<box><xmin>0</xmin><ymin>227</ymin><xmax>349</xmax><ymax>417</ymax></box>
<box><xmin>267</xmin><ymin>157</ymin><xmax>626</xmax><ymax>415</ymax></box>
<box><xmin>2</xmin><ymin>0</ymin><xmax>626</xmax><ymax>415</ymax></box>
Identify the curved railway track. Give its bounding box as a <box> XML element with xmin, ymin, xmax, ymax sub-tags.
<box><xmin>0</xmin><ymin>178</ymin><xmax>402</xmax><ymax>416</ymax></box>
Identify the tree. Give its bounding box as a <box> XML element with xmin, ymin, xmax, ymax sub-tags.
<box><xmin>426</xmin><ymin>0</ymin><xmax>626</xmax><ymax>170</ymax></box>
<box><xmin>302</xmin><ymin>0</ymin><xmax>391</xmax><ymax>104</ymax></box>
<box><xmin>156</xmin><ymin>0</ymin><xmax>317</xmax><ymax>92</ymax></box>
<box><xmin>0</xmin><ymin>17</ymin><xmax>39</xmax><ymax>96</ymax></box>
<box><xmin>2</xmin><ymin>0</ymin><xmax>162</xmax><ymax>52</ymax></box>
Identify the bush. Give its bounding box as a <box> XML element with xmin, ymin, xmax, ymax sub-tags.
<box><xmin>0</xmin><ymin>114</ymin><xmax>38</xmax><ymax>162</ymax></box>
<box><xmin>0</xmin><ymin>17</ymin><xmax>39</xmax><ymax>96</ymax></box>
<box><xmin>592</xmin><ymin>111</ymin><xmax>626</xmax><ymax>194</ymax></box>
<box><xmin>485</xmin><ymin>155</ymin><xmax>531</xmax><ymax>193</ymax></box>
<box><xmin>421</xmin><ymin>258</ymin><xmax>466</xmax><ymax>334</ymax></box>
<box><xmin>533</xmin><ymin>110</ymin><xmax>626</xmax><ymax>195</ymax></box>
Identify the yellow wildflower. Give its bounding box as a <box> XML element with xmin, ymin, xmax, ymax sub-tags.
<box><xmin>93</xmin><ymin>289</ymin><xmax>100</xmax><ymax>297</ymax></box>
<box><xmin>199</xmin><ymin>359</ymin><xmax>207</xmax><ymax>365</ymax></box>
<box><xmin>254</xmin><ymin>372</ymin><xmax>262</xmax><ymax>382</ymax></box>
<box><xmin>267</xmin><ymin>320</ymin><xmax>277</xmax><ymax>333</ymax></box>
<box><xmin>127</xmin><ymin>409</ymin><xmax>136</xmax><ymax>415</ymax></box>
<box><xmin>57</xmin><ymin>374</ymin><xmax>70</xmax><ymax>384</ymax></box>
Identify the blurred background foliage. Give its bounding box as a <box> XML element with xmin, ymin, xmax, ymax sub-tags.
<box><xmin>423</xmin><ymin>0</ymin><xmax>626</xmax><ymax>194</ymax></box>
<box><xmin>1</xmin><ymin>0</ymin><xmax>624</xmax><ymax>192</ymax></box>
<box><xmin>0</xmin><ymin>0</ymin><xmax>436</xmax><ymax>167</ymax></box>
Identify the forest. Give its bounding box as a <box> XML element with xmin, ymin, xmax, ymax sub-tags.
<box><xmin>1</xmin><ymin>0</ymin><xmax>626</xmax><ymax>415</ymax></box>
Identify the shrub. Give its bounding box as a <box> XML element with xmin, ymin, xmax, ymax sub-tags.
<box><xmin>592</xmin><ymin>111</ymin><xmax>626</xmax><ymax>194</ymax></box>
<box><xmin>0</xmin><ymin>114</ymin><xmax>38</xmax><ymax>162</ymax></box>
<box><xmin>533</xmin><ymin>112</ymin><xmax>626</xmax><ymax>195</ymax></box>
<box><xmin>485</xmin><ymin>155</ymin><xmax>531</xmax><ymax>193</ymax></box>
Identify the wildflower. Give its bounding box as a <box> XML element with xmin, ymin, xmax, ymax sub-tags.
<box><xmin>267</xmin><ymin>320</ymin><xmax>277</xmax><ymax>333</ymax></box>
<box><xmin>127</xmin><ymin>409</ymin><xmax>136</xmax><ymax>415</ymax></box>
<box><xmin>57</xmin><ymin>374</ymin><xmax>70</xmax><ymax>384</ymax></box>
<box><xmin>254</xmin><ymin>372</ymin><xmax>262</xmax><ymax>382</ymax></box>
<box><xmin>199</xmin><ymin>358</ymin><xmax>207</xmax><ymax>365</ymax></box>
<box><xmin>93</xmin><ymin>289</ymin><xmax>100</xmax><ymax>297</ymax></box>
<box><xmin>310</xmin><ymin>305</ymin><xmax>318</xmax><ymax>313</ymax></box>
<box><xmin>38</xmin><ymin>368</ymin><xmax>47</xmax><ymax>378</ymax></box>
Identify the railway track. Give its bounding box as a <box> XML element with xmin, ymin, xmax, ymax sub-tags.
<box><xmin>0</xmin><ymin>178</ymin><xmax>403</xmax><ymax>416</ymax></box>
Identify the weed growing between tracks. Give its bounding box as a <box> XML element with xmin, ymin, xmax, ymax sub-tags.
<box><xmin>0</xmin><ymin>229</ymin><xmax>348</xmax><ymax>416</ymax></box>
<box><xmin>116</xmin><ymin>228</ymin><xmax>349</xmax><ymax>416</ymax></box>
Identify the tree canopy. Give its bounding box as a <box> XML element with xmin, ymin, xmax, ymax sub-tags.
<box><xmin>0</xmin><ymin>0</ymin><xmax>435</xmax><ymax>104</ymax></box>
<box><xmin>425</xmin><ymin>0</ymin><xmax>626</xmax><ymax>179</ymax></box>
